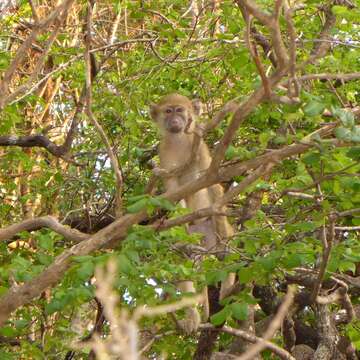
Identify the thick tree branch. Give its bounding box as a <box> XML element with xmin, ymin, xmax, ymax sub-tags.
<box><xmin>0</xmin><ymin>216</ymin><xmax>88</xmax><ymax>243</ymax></box>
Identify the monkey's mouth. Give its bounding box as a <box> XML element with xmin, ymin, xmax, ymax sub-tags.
<box><xmin>166</xmin><ymin>119</ymin><xmax>184</xmax><ymax>133</ymax></box>
<box><xmin>168</xmin><ymin>126</ymin><xmax>183</xmax><ymax>133</ymax></box>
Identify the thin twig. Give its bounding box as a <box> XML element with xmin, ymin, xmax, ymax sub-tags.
<box><xmin>299</xmin><ymin>72</ymin><xmax>360</xmax><ymax>82</ymax></box>
<box><xmin>310</xmin><ymin>213</ymin><xmax>337</xmax><ymax>302</ymax></box>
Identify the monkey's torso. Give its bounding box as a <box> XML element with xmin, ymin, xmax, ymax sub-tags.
<box><xmin>159</xmin><ymin>132</ymin><xmax>211</xmax><ymax>184</ymax></box>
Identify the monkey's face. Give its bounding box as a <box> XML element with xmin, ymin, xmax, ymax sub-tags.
<box><xmin>161</xmin><ymin>105</ymin><xmax>189</xmax><ymax>134</ymax></box>
<box><xmin>150</xmin><ymin>94</ymin><xmax>200</xmax><ymax>135</ymax></box>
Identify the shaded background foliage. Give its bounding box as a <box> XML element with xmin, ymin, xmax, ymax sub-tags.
<box><xmin>0</xmin><ymin>0</ymin><xmax>359</xmax><ymax>359</ymax></box>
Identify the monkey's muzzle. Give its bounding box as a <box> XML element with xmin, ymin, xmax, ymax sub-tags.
<box><xmin>166</xmin><ymin>117</ymin><xmax>185</xmax><ymax>133</ymax></box>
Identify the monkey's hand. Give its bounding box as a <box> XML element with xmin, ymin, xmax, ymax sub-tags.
<box><xmin>177</xmin><ymin>307</ymin><xmax>201</xmax><ymax>334</ymax></box>
<box><xmin>152</xmin><ymin>167</ymin><xmax>170</xmax><ymax>178</ymax></box>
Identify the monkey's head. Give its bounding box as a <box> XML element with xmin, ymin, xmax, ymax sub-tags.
<box><xmin>150</xmin><ymin>93</ymin><xmax>201</xmax><ymax>134</ymax></box>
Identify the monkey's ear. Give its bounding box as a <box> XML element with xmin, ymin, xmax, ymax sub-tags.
<box><xmin>192</xmin><ymin>99</ymin><xmax>203</xmax><ymax>116</ymax></box>
<box><xmin>149</xmin><ymin>103</ymin><xmax>158</xmax><ymax>121</ymax></box>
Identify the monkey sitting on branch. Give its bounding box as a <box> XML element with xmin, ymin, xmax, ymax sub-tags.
<box><xmin>150</xmin><ymin>93</ymin><xmax>235</xmax><ymax>333</ymax></box>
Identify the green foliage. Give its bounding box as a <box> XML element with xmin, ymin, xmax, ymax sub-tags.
<box><xmin>346</xmin><ymin>321</ymin><xmax>360</xmax><ymax>350</ymax></box>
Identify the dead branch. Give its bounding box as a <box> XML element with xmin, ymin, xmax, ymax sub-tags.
<box><xmin>0</xmin><ymin>216</ymin><xmax>88</xmax><ymax>243</ymax></box>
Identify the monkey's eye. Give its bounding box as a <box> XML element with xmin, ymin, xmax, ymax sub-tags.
<box><xmin>165</xmin><ymin>108</ymin><xmax>172</xmax><ymax>114</ymax></box>
<box><xmin>176</xmin><ymin>107</ymin><xmax>184</xmax><ymax>113</ymax></box>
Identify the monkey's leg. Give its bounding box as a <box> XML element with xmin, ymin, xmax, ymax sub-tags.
<box><xmin>209</xmin><ymin>185</ymin><xmax>237</xmax><ymax>300</ymax></box>
<box><xmin>216</xmin><ymin>216</ymin><xmax>236</xmax><ymax>300</ymax></box>
<box><xmin>220</xmin><ymin>273</ymin><xmax>236</xmax><ymax>300</ymax></box>
<box><xmin>176</xmin><ymin>280</ymin><xmax>201</xmax><ymax>334</ymax></box>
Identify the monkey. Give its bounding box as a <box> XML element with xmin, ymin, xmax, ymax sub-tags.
<box><xmin>150</xmin><ymin>93</ymin><xmax>235</xmax><ymax>333</ymax></box>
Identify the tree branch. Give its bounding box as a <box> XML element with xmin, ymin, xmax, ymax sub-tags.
<box><xmin>198</xmin><ymin>323</ymin><xmax>296</xmax><ymax>360</ymax></box>
<box><xmin>0</xmin><ymin>216</ymin><xmax>88</xmax><ymax>243</ymax></box>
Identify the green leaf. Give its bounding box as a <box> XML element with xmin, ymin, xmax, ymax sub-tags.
<box><xmin>347</xmin><ymin>147</ymin><xmax>360</xmax><ymax>160</ymax></box>
<box><xmin>73</xmin><ymin>255</ymin><xmax>95</xmax><ymax>263</ymax></box>
<box><xmin>125</xmin><ymin>250</ymin><xmax>140</xmax><ymax>264</ymax></box>
<box><xmin>149</xmin><ymin>197</ymin><xmax>176</xmax><ymax>211</ymax></box>
<box><xmin>0</xmin><ymin>326</ymin><xmax>17</xmax><ymax>337</ymax></box>
<box><xmin>210</xmin><ymin>306</ymin><xmax>232</xmax><ymax>326</ymax></box>
<box><xmin>11</xmin><ymin>256</ymin><xmax>32</xmax><ymax>270</ymax></box>
<box><xmin>336</xmin><ymin>109</ymin><xmax>355</xmax><ymax>128</ymax></box>
<box><xmin>346</xmin><ymin>322</ymin><xmax>360</xmax><ymax>350</ymax></box>
<box><xmin>282</xmin><ymin>253</ymin><xmax>303</xmax><ymax>269</ymax></box>
<box><xmin>76</xmin><ymin>261</ymin><xmax>95</xmax><ymax>280</ymax></box>
<box><xmin>127</xmin><ymin>198</ymin><xmax>149</xmax><ymax>213</ymax></box>
<box><xmin>339</xmin><ymin>260</ymin><xmax>356</xmax><ymax>274</ymax></box>
<box><xmin>14</xmin><ymin>319</ymin><xmax>28</xmax><ymax>330</ymax></box>
<box><xmin>259</xmin><ymin>256</ymin><xmax>277</xmax><ymax>272</ymax></box>
<box><xmin>0</xmin><ymin>286</ymin><xmax>8</xmax><ymax>296</ymax></box>
<box><xmin>258</xmin><ymin>131</ymin><xmax>273</xmax><ymax>147</ymax></box>
<box><xmin>36</xmin><ymin>253</ymin><xmax>53</xmax><ymax>266</ymax></box>
<box><xmin>205</xmin><ymin>270</ymin><xmax>227</xmax><ymax>285</ymax></box>
<box><xmin>117</xmin><ymin>254</ymin><xmax>134</xmax><ymax>275</ymax></box>
<box><xmin>302</xmin><ymin>152</ymin><xmax>320</xmax><ymax>166</ymax></box>
<box><xmin>0</xmin><ymin>351</ymin><xmax>14</xmax><ymax>360</ymax></box>
<box><xmin>225</xmin><ymin>145</ymin><xmax>236</xmax><ymax>160</ymax></box>
<box><xmin>350</xmin><ymin>127</ymin><xmax>360</xmax><ymax>143</ymax></box>
<box><xmin>332</xmin><ymin>5</ymin><xmax>360</xmax><ymax>21</ymax></box>
<box><xmin>0</xmin><ymin>52</ymin><xmax>10</xmax><ymax>70</ymax></box>
<box><xmin>231</xmin><ymin>303</ymin><xmax>248</xmax><ymax>321</ymax></box>
<box><xmin>38</xmin><ymin>234</ymin><xmax>54</xmax><ymax>251</ymax></box>
<box><xmin>285</xmin><ymin>222</ymin><xmax>317</xmax><ymax>234</ymax></box>
<box><xmin>303</xmin><ymin>101</ymin><xmax>325</xmax><ymax>116</ymax></box>
<box><xmin>273</xmin><ymin>135</ymin><xmax>287</xmax><ymax>145</ymax></box>
<box><xmin>45</xmin><ymin>299</ymin><xmax>65</xmax><ymax>315</ymax></box>
<box><xmin>238</xmin><ymin>267</ymin><xmax>254</xmax><ymax>284</ymax></box>
<box><xmin>335</xmin><ymin>127</ymin><xmax>352</xmax><ymax>141</ymax></box>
